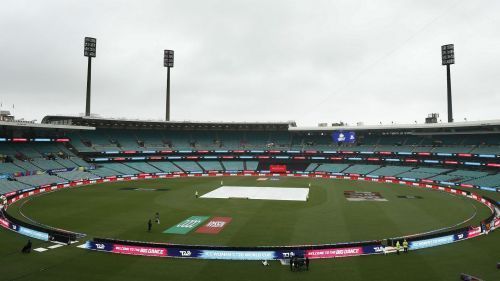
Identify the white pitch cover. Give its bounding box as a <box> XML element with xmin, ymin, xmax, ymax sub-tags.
<box><xmin>201</xmin><ymin>186</ymin><xmax>309</xmax><ymax>201</ymax></box>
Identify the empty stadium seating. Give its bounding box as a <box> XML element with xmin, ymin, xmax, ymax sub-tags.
<box><xmin>343</xmin><ymin>164</ymin><xmax>382</xmax><ymax>175</ymax></box>
<box><xmin>221</xmin><ymin>161</ymin><xmax>244</xmax><ymax>171</ymax></box>
<box><xmin>56</xmin><ymin>170</ymin><xmax>99</xmax><ymax>181</ymax></box>
<box><xmin>462</xmin><ymin>174</ymin><xmax>500</xmax><ymax>188</ymax></box>
<box><xmin>173</xmin><ymin>161</ymin><xmax>203</xmax><ymax>172</ymax></box>
<box><xmin>31</xmin><ymin>159</ymin><xmax>65</xmax><ymax>170</ymax></box>
<box><xmin>17</xmin><ymin>174</ymin><xmax>67</xmax><ymax>186</ymax></box>
<box><xmin>0</xmin><ymin>179</ymin><xmax>31</xmax><ymax>194</ymax></box>
<box><xmin>99</xmin><ymin>163</ymin><xmax>140</xmax><ymax>175</ymax></box>
<box><xmin>198</xmin><ymin>161</ymin><xmax>224</xmax><ymax>171</ymax></box>
<box><xmin>91</xmin><ymin>167</ymin><xmax>121</xmax><ymax>177</ymax></box>
<box><xmin>1</xmin><ymin>128</ymin><xmax>499</xmax><ymax>197</ymax></box>
<box><xmin>244</xmin><ymin>161</ymin><xmax>259</xmax><ymax>170</ymax></box>
<box><xmin>397</xmin><ymin>167</ymin><xmax>450</xmax><ymax>180</ymax></box>
<box><xmin>315</xmin><ymin>164</ymin><xmax>350</xmax><ymax>173</ymax></box>
<box><xmin>124</xmin><ymin>162</ymin><xmax>161</xmax><ymax>173</ymax></box>
<box><xmin>368</xmin><ymin>166</ymin><xmax>414</xmax><ymax>176</ymax></box>
<box><xmin>0</xmin><ymin>163</ymin><xmax>25</xmax><ymax>175</ymax></box>
<box><xmin>305</xmin><ymin>163</ymin><xmax>319</xmax><ymax>172</ymax></box>
<box><xmin>147</xmin><ymin>162</ymin><xmax>182</xmax><ymax>173</ymax></box>
<box><xmin>0</xmin><ymin>141</ymin><xmax>90</xmax><ymax>178</ymax></box>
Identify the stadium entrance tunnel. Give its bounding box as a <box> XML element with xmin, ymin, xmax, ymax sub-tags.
<box><xmin>0</xmin><ymin>172</ymin><xmax>498</xmax><ymax>260</ymax></box>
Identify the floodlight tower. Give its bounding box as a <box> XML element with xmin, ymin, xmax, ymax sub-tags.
<box><xmin>84</xmin><ymin>37</ymin><xmax>96</xmax><ymax>117</ymax></box>
<box><xmin>164</xmin><ymin>50</ymin><xmax>174</xmax><ymax>121</ymax></box>
<box><xmin>441</xmin><ymin>44</ymin><xmax>455</xmax><ymax>123</ymax></box>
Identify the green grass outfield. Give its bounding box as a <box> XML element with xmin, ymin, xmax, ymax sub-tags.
<box><xmin>1</xmin><ymin>176</ymin><xmax>499</xmax><ymax>281</ymax></box>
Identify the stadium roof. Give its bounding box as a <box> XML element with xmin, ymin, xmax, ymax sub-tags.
<box><xmin>40</xmin><ymin>115</ymin><xmax>500</xmax><ymax>134</ymax></box>
<box><xmin>290</xmin><ymin>119</ymin><xmax>500</xmax><ymax>134</ymax></box>
<box><xmin>0</xmin><ymin>120</ymin><xmax>94</xmax><ymax>131</ymax></box>
<box><xmin>41</xmin><ymin>115</ymin><xmax>294</xmax><ymax>130</ymax></box>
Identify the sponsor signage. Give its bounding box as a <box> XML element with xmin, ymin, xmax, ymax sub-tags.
<box><xmin>344</xmin><ymin>191</ymin><xmax>387</xmax><ymax>202</ymax></box>
<box><xmin>274</xmin><ymin>250</ymin><xmax>305</xmax><ymax>259</ymax></box>
<box><xmin>113</xmin><ymin>244</ymin><xmax>167</xmax><ymax>257</ymax></box>
<box><xmin>467</xmin><ymin>227</ymin><xmax>482</xmax><ymax>238</ymax></box>
<box><xmin>0</xmin><ymin>218</ymin><xmax>10</xmax><ymax>228</ymax></box>
<box><xmin>199</xmin><ymin>250</ymin><xmax>276</xmax><ymax>260</ymax></box>
<box><xmin>195</xmin><ymin>217</ymin><xmax>232</xmax><ymax>234</ymax></box>
<box><xmin>454</xmin><ymin>230</ymin><xmax>469</xmax><ymax>241</ymax></box>
<box><xmin>48</xmin><ymin>168</ymin><xmax>74</xmax><ymax>173</ymax></box>
<box><xmin>163</xmin><ymin>216</ymin><xmax>210</xmax><ymax>234</ymax></box>
<box><xmin>17</xmin><ymin>226</ymin><xmax>49</xmax><ymax>241</ymax></box>
<box><xmin>85</xmin><ymin>241</ymin><xmax>114</xmax><ymax>252</ymax></box>
<box><xmin>269</xmin><ymin>165</ymin><xmax>287</xmax><ymax>173</ymax></box>
<box><xmin>479</xmin><ymin>186</ymin><xmax>497</xmax><ymax>192</ymax></box>
<box><xmin>167</xmin><ymin>248</ymin><xmax>203</xmax><ymax>258</ymax></box>
<box><xmin>332</xmin><ymin>131</ymin><xmax>356</xmax><ymax>143</ymax></box>
<box><xmin>306</xmin><ymin>247</ymin><xmax>363</xmax><ymax>259</ymax></box>
<box><xmin>409</xmin><ymin>235</ymin><xmax>455</xmax><ymax>250</ymax></box>
<box><xmin>365</xmin><ymin>245</ymin><xmax>385</xmax><ymax>254</ymax></box>
<box><xmin>81</xmin><ymin>242</ymin><xmax>384</xmax><ymax>260</ymax></box>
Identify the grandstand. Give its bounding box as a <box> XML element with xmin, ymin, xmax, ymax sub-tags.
<box><xmin>397</xmin><ymin>167</ymin><xmax>451</xmax><ymax>180</ymax></box>
<box><xmin>99</xmin><ymin>163</ymin><xmax>140</xmax><ymax>175</ymax></box>
<box><xmin>244</xmin><ymin>161</ymin><xmax>259</xmax><ymax>170</ymax></box>
<box><xmin>56</xmin><ymin>170</ymin><xmax>99</xmax><ymax>181</ymax></box>
<box><xmin>0</xmin><ymin>163</ymin><xmax>26</xmax><ymax>175</ymax></box>
<box><xmin>16</xmin><ymin>174</ymin><xmax>68</xmax><ymax>186</ymax></box>
<box><xmin>0</xmin><ymin>116</ymin><xmax>498</xmax><ymax>198</ymax></box>
<box><xmin>368</xmin><ymin>166</ymin><xmax>414</xmax><ymax>176</ymax></box>
<box><xmin>463</xmin><ymin>174</ymin><xmax>500</xmax><ymax>188</ymax></box>
<box><xmin>124</xmin><ymin>162</ymin><xmax>161</xmax><ymax>173</ymax></box>
<box><xmin>315</xmin><ymin>163</ymin><xmax>350</xmax><ymax>173</ymax></box>
<box><xmin>11</xmin><ymin>160</ymin><xmax>40</xmax><ymax>173</ymax></box>
<box><xmin>148</xmin><ymin>162</ymin><xmax>182</xmax><ymax>173</ymax></box>
<box><xmin>91</xmin><ymin>167</ymin><xmax>122</xmax><ymax>178</ymax></box>
<box><xmin>221</xmin><ymin>161</ymin><xmax>244</xmax><ymax>171</ymax></box>
<box><xmin>173</xmin><ymin>161</ymin><xmax>203</xmax><ymax>172</ymax></box>
<box><xmin>305</xmin><ymin>163</ymin><xmax>319</xmax><ymax>172</ymax></box>
<box><xmin>0</xmin><ymin>179</ymin><xmax>31</xmax><ymax>194</ymax></box>
<box><xmin>342</xmin><ymin>164</ymin><xmax>381</xmax><ymax>175</ymax></box>
<box><xmin>198</xmin><ymin>161</ymin><xmax>224</xmax><ymax>171</ymax></box>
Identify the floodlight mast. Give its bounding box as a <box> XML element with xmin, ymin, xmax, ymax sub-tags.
<box><xmin>164</xmin><ymin>50</ymin><xmax>174</xmax><ymax>121</ymax></box>
<box><xmin>84</xmin><ymin>37</ymin><xmax>96</xmax><ymax>117</ymax></box>
<box><xmin>441</xmin><ymin>44</ymin><xmax>455</xmax><ymax>123</ymax></box>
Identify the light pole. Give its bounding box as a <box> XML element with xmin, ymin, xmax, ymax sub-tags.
<box><xmin>441</xmin><ymin>44</ymin><xmax>455</xmax><ymax>123</ymax></box>
<box><xmin>164</xmin><ymin>50</ymin><xmax>174</xmax><ymax>121</ymax></box>
<box><xmin>84</xmin><ymin>37</ymin><xmax>96</xmax><ymax>117</ymax></box>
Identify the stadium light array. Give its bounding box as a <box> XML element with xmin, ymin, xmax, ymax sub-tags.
<box><xmin>441</xmin><ymin>44</ymin><xmax>454</xmax><ymax>123</ymax></box>
<box><xmin>164</xmin><ymin>50</ymin><xmax>174</xmax><ymax>121</ymax></box>
<box><xmin>84</xmin><ymin>37</ymin><xmax>97</xmax><ymax>116</ymax></box>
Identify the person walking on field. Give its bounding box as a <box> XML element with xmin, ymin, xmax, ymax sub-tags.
<box><xmin>403</xmin><ymin>239</ymin><xmax>409</xmax><ymax>253</ymax></box>
<box><xmin>21</xmin><ymin>240</ymin><xmax>32</xmax><ymax>253</ymax></box>
<box><xmin>155</xmin><ymin>212</ymin><xmax>160</xmax><ymax>224</ymax></box>
<box><xmin>147</xmin><ymin>219</ymin><xmax>152</xmax><ymax>232</ymax></box>
<box><xmin>396</xmin><ymin>241</ymin><xmax>401</xmax><ymax>255</ymax></box>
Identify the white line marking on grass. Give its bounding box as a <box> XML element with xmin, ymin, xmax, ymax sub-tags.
<box><xmin>51</xmin><ymin>241</ymin><xmax>69</xmax><ymax>245</ymax></box>
<box><xmin>48</xmin><ymin>244</ymin><xmax>64</xmax><ymax>249</ymax></box>
<box><xmin>33</xmin><ymin>248</ymin><xmax>48</xmax><ymax>252</ymax></box>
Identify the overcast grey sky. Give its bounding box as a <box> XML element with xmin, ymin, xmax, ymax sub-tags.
<box><xmin>0</xmin><ymin>0</ymin><xmax>499</xmax><ymax>126</ymax></box>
